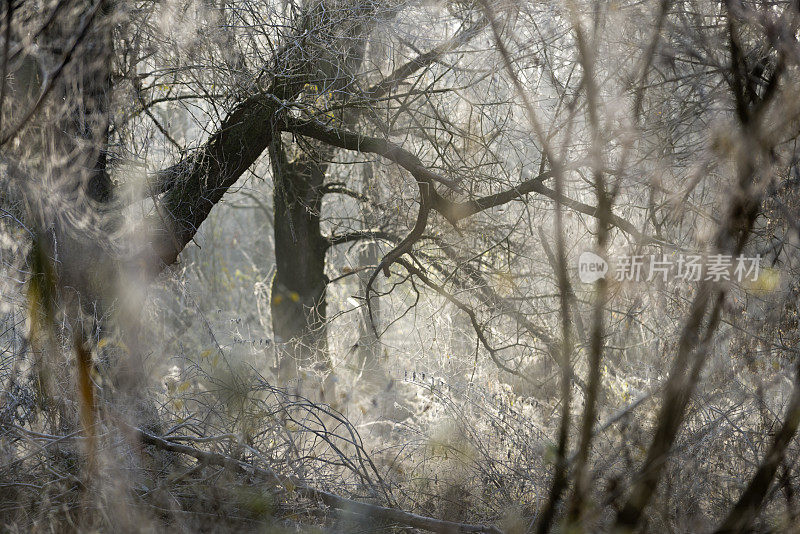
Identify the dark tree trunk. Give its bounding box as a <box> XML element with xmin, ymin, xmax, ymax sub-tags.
<box><xmin>266</xmin><ymin>13</ymin><xmax>372</xmax><ymax>398</ymax></box>
<box><xmin>269</xmin><ymin>139</ymin><xmax>331</xmax><ymax>397</ymax></box>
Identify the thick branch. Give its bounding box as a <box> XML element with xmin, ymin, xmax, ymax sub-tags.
<box><xmin>144</xmin><ymin>94</ymin><xmax>278</xmax><ymax>272</ymax></box>
<box><xmin>282</xmin><ymin>117</ymin><xmax>656</xmax><ymax>244</ymax></box>
<box><xmin>281</xmin><ymin>115</ymin><xmax>461</xmax><ymax>192</ymax></box>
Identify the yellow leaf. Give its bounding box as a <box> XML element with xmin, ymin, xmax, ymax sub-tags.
<box><xmin>200</xmin><ymin>349</ymin><xmax>213</xmax><ymax>359</ymax></box>
<box><xmin>493</xmin><ymin>270</ymin><xmax>516</xmax><ymax>296</ymax></box>
<box><xmin>750</xmin><ymin>268</ymin><xmax>780</xmax><ymax>293</ymax></box>
<box><xmin>177</xmin><ymin>381</ymin><xmax>190</xmax><ymax>393</ymax></box>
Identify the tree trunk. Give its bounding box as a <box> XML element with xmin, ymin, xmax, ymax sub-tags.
<box><xmin>269</xmin><ymin>139</ymin><xmax>331</xmax><ymax>398</ymax></box>
<box><xmin>356</xmin><ymin>240</ymin><xmax>381</xmax><ymax>372</ymax></box>
<box><xmin>356</xmin><ymin>162</ymin><xmax>381</xmax><ymax>375</ymax></box>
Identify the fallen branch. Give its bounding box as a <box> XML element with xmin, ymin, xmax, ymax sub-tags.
<box><xmin>130</xmin><ymin>424</ymin><xmax>504</xmax><ymax>534</ymax></box>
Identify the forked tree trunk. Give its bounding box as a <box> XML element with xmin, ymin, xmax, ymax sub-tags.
<box><xmin>266</xmin><ymin>10</ymin><xmax>373</xmax><ymax>399</ymax></box>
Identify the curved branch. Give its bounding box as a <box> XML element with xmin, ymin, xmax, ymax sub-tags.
<box><xmin>281</xmin><ymin>115</ymin><xmax>462</xmax><ymax>192</ymax></box>
<box><xmin>281</xmin><ymin>117</ymin><xmax>662</xmax><ymax>246</ymax></box>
